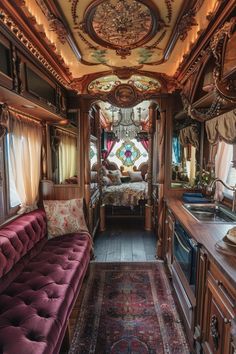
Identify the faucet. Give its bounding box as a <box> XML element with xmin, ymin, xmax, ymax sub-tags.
<box><xmin>207</xmin><ymin>178</ymin><xmax>236</xmax><ymax>212</ymax></box>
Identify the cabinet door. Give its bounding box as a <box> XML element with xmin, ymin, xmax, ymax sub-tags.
<box><xmin>165</xmin><ymin>209</ymin><xmax>175</xmax><ymax>269</ymax></box>
<box><xmin>202</xmin><ymin>272</ymin><xmax>233</xmax><ymax>354</ymax></box>
<box><xmin>194</xmin><ymin>248</ymin><xmax>208</xmax><ymax>349</ymax></box>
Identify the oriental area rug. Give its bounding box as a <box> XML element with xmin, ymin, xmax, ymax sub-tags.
<box><xmin>69</xmin><ymin>262</ymin><xmax>189</xmax><ymax>354</ymax></box>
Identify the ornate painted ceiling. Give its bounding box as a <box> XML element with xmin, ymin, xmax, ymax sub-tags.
<box><xmin>1</xmin><ymin>0</ymin><xmax>220</xmax><ymax>92</ymax></box>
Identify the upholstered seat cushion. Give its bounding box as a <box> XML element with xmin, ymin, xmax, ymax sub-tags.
<box><xmin>0</xmin><ymin>232</ymin><xmax>91</xmax><ymax>354</ymax></box>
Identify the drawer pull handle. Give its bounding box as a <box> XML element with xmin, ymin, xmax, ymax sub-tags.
<box><xmin>210</xmin><ymin>315</ymin><xmax>219</xmax><ymax>351</ymax></box>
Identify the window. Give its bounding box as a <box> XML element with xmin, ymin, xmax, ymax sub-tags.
<box><xmin>223</xmin><ymin>143</ymin><xmax>236</xmax><ymax>198</ymax></box>
<box><xmin>6</xmin><ymin>133</ymin><xmax>20</xmax><ymax>208</ymax></box>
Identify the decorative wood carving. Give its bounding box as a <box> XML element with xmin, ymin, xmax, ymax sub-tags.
<box><xmin>180</xmin><ymin>17</ymin><xmax>236</xmax><ymax>121</ymax></box>
<box><xmin>0</xmin><ymin>104</ymin><xmax>10</xmax><ymax>140</ymax></box>
<box><xmin>79</xmin><ymin>0</ymin><xmax>165</xmax><ymax>59</ymax></box>
<box><xmin>35</xmin><ymin>0</ymin><xmax>68</xmax><ymax>44</ymax></box>
<box><xmin>177</xmin><ymin>8</ymin><xmax>198</xmax><ymax>42</ymax></box>
<box><xmin>0</xmin><ymin>8</ymin><xmax>71</xmax><ymax>86</ymax></box>
<box><xmin>210</xmin><ymin>17</ymin><xmax>236</xmax><ymax>102</ymax></box>
<box><xmin>210</xmin><ymin>315</ymin><xmax>219</xmax><ymax>351</ymax></box>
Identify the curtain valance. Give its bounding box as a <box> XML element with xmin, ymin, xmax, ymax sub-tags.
<box><xmin>179</xmin><ymin>125</ymin><xmax>199</xmax><ymax>150</ymax></box>
<box><xmin>205</xmin><ymin>110</ymin><xmax>236</xmax><ymax>145</ymax></box>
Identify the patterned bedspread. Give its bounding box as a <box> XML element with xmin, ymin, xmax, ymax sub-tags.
<box><xmin>102</xmin><ymin>181</ymin><xmax>148</xmax><ymax>206</ymax></box>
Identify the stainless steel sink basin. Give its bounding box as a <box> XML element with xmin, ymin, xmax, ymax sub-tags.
<box><xmin>182</xmin><ymin>203</ymin><xmax>236</xmax><ymax>223</ymax></box>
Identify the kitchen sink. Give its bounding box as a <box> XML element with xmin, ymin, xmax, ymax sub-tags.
<box><xmin>182</xmin><ymin>203</ymin><xmax>236</xmax><ymax>223</ymax></box>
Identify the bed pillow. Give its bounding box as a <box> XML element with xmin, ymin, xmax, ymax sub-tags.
<box><xmin>91</xmin><ymin>171</ymin><xmax>97</xmax><ymax>182</ymax></box>
<box><xmin>128</xmin><ymin>171</ymin><xmax>143</xmax><ymax>182</ymax></box>
<box><xmin>43</xmin><ymin>198</ymin><xmax>88</xmax><ymax>238</ymax></box>
<box><xmin>108</xmin><ymin>169</ymin><xmax>122</xmax><ymax>177</ymax></box>
<box><xmin>102</xmin><ymin>176</ymin><xmax>112</xmax><ymax>186</ymax></box>
<box><xmin>101</xmin><ymin>166</ymin><xmax>109</xmax><ymax>176</ymax></box>
<box><xmin>108</xmin><ymin>174</ymin><xmax>122</xmax><ymax>185</ymax></box>
<box><xmin>120</xmin><ymin>176</ymin><xmax>131</xmax><ymax>183</ymax></box>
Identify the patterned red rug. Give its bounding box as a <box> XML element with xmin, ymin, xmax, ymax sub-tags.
<box><xmin>69</xmin><ymin>262</ymin><xmax>189</xmax><ymax>354</ymax></box>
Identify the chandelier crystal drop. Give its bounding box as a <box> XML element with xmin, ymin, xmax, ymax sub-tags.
<box><xmin>106</xmin><ymin>106</ymin><xmax>143</xmax><ymax>140</ymax></box>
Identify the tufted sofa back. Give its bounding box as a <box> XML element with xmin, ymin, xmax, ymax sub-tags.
<box><xmin>0</xmin><ymin>210</ymin><xmax>47</xmax><ymax>291</ymax></box>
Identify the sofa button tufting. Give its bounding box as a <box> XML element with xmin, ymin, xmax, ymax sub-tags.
<box><xmin>26</xmin><ymin>331</ymin><xmax>45</xmax><ymax>342</ymax></box>
<box><xmin>37</xmin><ymin>310</ymin><xmax>50</xmax><ymax>318</ymax></box>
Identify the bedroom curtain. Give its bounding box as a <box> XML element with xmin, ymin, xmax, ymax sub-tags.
<box><xmin>59</xmin><ymin>132</ymin><xmax>77</xmax><ymax>183</ymax></box>
<box><xmin>141</xmin><ymin>139</ymin><xmax>149</xmax><ymax>152</ymax></box>
<box><xmin>106</xmin><ymin>139</ymin><xmax>116</xmax><ymax>157</ymax></box>
<box><xmin>9</xmin><ymin>112</ymin><xmax>42</xmax><ymax>214</ymax></box>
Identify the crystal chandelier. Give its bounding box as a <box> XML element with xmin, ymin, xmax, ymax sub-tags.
<box><xmin>106</xmin><ymin>106</ymin><xmax>142</xmax><ymax>140</ymax></box>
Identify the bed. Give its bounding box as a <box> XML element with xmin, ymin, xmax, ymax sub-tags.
<box><xmin>101</xmin><ymin>161</ymin><xmax>148</xmax><ymax>216</ymax></box>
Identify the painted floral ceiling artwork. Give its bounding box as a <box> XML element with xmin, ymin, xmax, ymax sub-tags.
<box><xmin>4</xmin><ymin>0</ymin><xmax>221</xmax><ymax>90</ymax></box>
<box><xmin>88</xmin><ymin>75</ymin><xmax>162</xmax><ymax>94</ymax></box>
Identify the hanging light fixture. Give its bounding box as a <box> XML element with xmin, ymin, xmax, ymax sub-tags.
<box><xmin>105</xmin><ymin>105</ymin><xmax>142</xmax><ymax>139</ymax></box>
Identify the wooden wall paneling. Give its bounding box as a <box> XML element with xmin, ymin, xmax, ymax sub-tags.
<box><xmin>0</xmin><ymin>32</ymin><xmax>13</xmax><ymax>90</ymax></box>
<box><xmin>156</xmin><ymin>99</ymin><xmax>167</xmax><ymax>258</ymax></box>
<box><xmin>145</xmin><ymin>103</ymin><xmax>155</xmax><ymax>231</ymax></box>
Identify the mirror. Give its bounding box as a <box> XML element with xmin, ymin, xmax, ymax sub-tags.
<box><xmin>50</xmin><ymin>126</ymin><xmax>78</xmax><ymax>184</ymax></box>
<box><xmin>90</xmin><ymin>136</ymin><xmax>99</xmax><ymax>194</ymax></box>
<box><xmin>171</xmin><ymin>114</ymin><xmax>202</xmax><ymax>189</ymax></box>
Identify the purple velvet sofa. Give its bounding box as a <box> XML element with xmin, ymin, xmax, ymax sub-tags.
<box><xmin>0</xmin><ymin>209</ymin><xmax>92</xmax><ymax>354</ymax></box>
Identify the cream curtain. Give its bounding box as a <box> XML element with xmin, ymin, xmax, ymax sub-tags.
<box><xmin>205</xmin><ymin>110</ymin><xmax>236</xmax><ymax>145</ymax></box>
<box><xmin>9</xmin><ymin>113</ymin><xmax>42</xmax><ymax>213</ymax></box>
<box><xmin>184</xmin><ymin>145</ymin><xmax>196</xmax><ymax>186</ymax></box>
<box><xmin>59</xmin><ymin>133</ymin><xmax>77</xmax><ymax>183</ymax></box>
<box><xmin>179</xmin><ymin>125</ymin><xmax>199</xmax><ymax>150</ymax></box>
<box><xmin>214</xmin><ymin>141</ymin><xmax>233</xmax><ymax>201</ymax></box>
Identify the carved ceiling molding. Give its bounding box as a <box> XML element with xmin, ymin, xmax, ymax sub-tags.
<box><xmin>210</xmin><ymin>17</ymin><xmax>236</xmax><ymax>102</ymax></box>
<box><xmin>79</xmin><ymin>0</ymin><xmax>165</xmax><ymax>59</ymax></box>
<box><xmin>0</xmin><ymin>8</ymin><xmax>71</xmax><ymax>87</ymax></box>
<box><xmin>70</xmin><ymin>69</ymin><xmax>178</xmax><ymax>94</ymax></box>
<box><xmin>175</xmin><ymin>0</ymin><xmax>231</xmax><ymax>81</ymax></box>
<box><xmin>70</xmin><ymin>0</ymin><xmax>171</xmax><ymax>61</ymax></box>
<box><xmin>93</xmin><ymin>83</ymin><xmax>161</xmax><ymax>108</ymax></box>
<box><xmin>176</xmin><ymin>8</ymin><xmax>198</xmax><ymax>42</ymax></box>
<box><xmin>35</xmin><ymin>0</ymin><xmax>68</xmax><ymax>44</ymax></box>
<box><xmin>176</xmin><ymin>0</ymin><xmax>204</xmax><ymax>42</ymax></box>
<box><xmin>180</xmin><ymin>17</ymin><xmax>236</xmax><ymax>121</ymax></box>
<box><xmin>164</xmin><ymin>0</ymin><xmax>174</xmax><ymax>23</ymax></box>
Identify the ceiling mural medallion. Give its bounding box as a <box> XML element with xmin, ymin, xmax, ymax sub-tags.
<box><xmin>114</xmin><ymin>84</ymin><xmax>137</xmax><ymax>107</ymax></box>
<box><xmin>80</xmin><ymin>0</ymin><xmax>165</xmax><ymax>59</ymax></box>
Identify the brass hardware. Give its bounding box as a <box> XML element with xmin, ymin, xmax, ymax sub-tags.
<box><xmin>174</xmin><ymin>231</ymin><xmax>189</xmax><ymax>253</ymax></box>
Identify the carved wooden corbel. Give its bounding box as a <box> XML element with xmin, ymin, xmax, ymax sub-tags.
<box><xmin>0</xmin><ymin>104</ymin><xmax>10</xmax><ymax>140</ymax></box>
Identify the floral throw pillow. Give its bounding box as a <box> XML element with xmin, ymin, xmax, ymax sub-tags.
<box><xmin>43</xmin><ymin>198</ymin><xmax>88</xmax><ymax>238</ymax></box>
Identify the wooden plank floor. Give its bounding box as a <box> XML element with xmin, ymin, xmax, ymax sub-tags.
<box><xmin>93</xmin><ymin>217</ymin><xmax>157</xmax><ymax>262</ymax></box>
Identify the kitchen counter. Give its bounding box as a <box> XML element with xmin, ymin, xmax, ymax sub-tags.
<box><xmin>166</xmin><ymin>198</ymin><xmax>236</xmax><ymax>288</ymax></box>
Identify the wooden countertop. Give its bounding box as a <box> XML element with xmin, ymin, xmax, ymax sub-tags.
<box><xmin>166</xmin><ymin>198</ymin><xmax>236</xmax><ymax>288</ymax></box>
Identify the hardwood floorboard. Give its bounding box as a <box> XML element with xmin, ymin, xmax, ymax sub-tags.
<box><xmin>93</xmin><ymin>217</ymin><xmax>156</xmax><ymax>262</ymax></box>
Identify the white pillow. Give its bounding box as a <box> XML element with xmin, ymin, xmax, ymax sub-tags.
<box><xmin>128</xmin><ymin>171</ymin><xmax>143</xmax><ymax>182</ymax></box>
<box><xmin>108</xmin><ymin>169</ymin><xmax>122</xmax><ymax>177</ymax></box>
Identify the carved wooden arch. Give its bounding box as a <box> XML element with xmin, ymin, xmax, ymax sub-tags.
<box><xmin>70</xmin><ymin>69</ymin><xmax>172</xmax><ymax>94</ymax></box>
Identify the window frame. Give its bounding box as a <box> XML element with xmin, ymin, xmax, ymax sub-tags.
<box><xmin>2</xmin><ymin>134</ymin><xmax>20</xmax><ymax>219</ymax></box>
